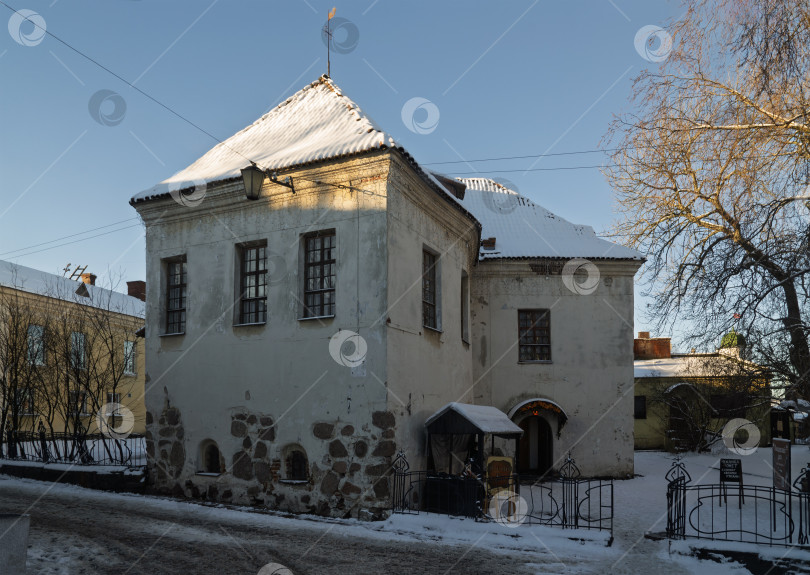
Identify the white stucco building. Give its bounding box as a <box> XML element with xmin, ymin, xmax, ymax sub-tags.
<box><xmin>130</xmin><ymin>76</ymin><xmax>643</xmax><ymax>518</ymax></box>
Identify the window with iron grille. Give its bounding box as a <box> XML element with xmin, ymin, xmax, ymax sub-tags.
<box><xmin>422</xmin><ymin>250</ymin><xmax>438</xmax><ymax>329</ymax></box>
<box><xmin>239</xmin><ymin>244</ymin><xmax>267</xmax><ymax>324</ymax></box>
<box><xmin>303</xmin><ymin>232</ymin><xmax>336</xmax><ymax>318</ymax></box>
<box><xmin>518</xmin><ymin>309</ymin><xmax>551</xmax><ymax>362</ymax></box>
<box><xmin>460</xmin><ymin>271</ymin><xmax>469</xmax><ymax>342</ymax></box>
<box><xmin>166</xmin><ymin>260</ymin><xmax>187</xmax><ymax>334</ymax></box>
<box><xmin>286</xmin><ymin>448</ymin><xmax>308</xmax><ymax>480</ymax></box>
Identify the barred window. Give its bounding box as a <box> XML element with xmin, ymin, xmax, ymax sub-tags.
<box><xmin>518</xmin><ymin>309</ymin><xmax>551</xmax><ymax>362</ymax></box>
<box><xmin>461</xmin><ymin>271</ymin><xmax>469</xmax><ymax>342</ymax></box>
<box><xmin>303</xmin><ymin>232</ymin><xmax>336</xmax><ymax>318</ymax></box>
<box><xmin>166</xmin><ymin>260</ymin><xmax>187</xmax><ymax>334</ymax></box>
<box><xmin>286</xmin><ymin>448</ymin><xmax>308</xmax><ymax>480</ymax></box>
<box><xmin>239</xmin><ymin>245</ymin><xmax>267</xmax><ymax>324</ymax></box>
<box><xmin>422</xmin><ymin>250</ymin><xmax>438</xmax><ymax>329</ymax></box>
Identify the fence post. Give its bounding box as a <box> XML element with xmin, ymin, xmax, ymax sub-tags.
<box><xmin>391</xmin><ymin>451</ymin><xmax>409</xmax><ymax>513</ymax></box>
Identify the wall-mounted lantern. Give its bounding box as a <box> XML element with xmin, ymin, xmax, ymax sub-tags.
<box><xmin>240</xmin><ymin>163</ymin><xmax>294</xmax><ymax>200</ymax></box>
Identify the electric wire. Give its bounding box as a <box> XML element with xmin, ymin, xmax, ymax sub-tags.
<box><xmin>0</xmin><ymin>218</ymin><xmax>141</xmax><ymax>257</ymax></box>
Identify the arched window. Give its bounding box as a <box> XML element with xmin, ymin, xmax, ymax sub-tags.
<box><xmin>200</xmin><ymin>441</ymin><xmax>221</xmax><ymax>474</ymax></box>
<box><xmin>284</xmin><ymin>445</ymin><xmax>308</xmax><ymax>481</ymax></box>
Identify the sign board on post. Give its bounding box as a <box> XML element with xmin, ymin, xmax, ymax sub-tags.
<box><xmin>720</xmin><ymin>458</ymin><xmax>744</xmax><ymax>507</ymax></box>
<box><xmin>720</xmin><ymin>458</ymin><xmax>742</xmax><ymax>482</ymax></box>
<box><xmin>773</xmin><ymin>438</ymin><xmax>791</xmax><ymax>491</ymax></box>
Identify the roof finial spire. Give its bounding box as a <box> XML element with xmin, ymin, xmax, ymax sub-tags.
<box><xmin>325</xmin><ymin>7</ymin><xmax>337</xmax><ymax>77</ymax></box>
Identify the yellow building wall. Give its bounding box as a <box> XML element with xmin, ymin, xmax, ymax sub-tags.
<box><xmin>0</xmin><ymin>284</ymin><xmax>146</xmax><ymax>437</ymax></box>
<box><xmin>633</xmin><ymin>376</ymin><xmax>772</xmax><ymax>451</ymax></box>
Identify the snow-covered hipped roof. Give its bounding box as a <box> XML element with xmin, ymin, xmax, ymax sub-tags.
<box><xmin>456</xmin><ymin>177</ymin><xmax>643</xmax><ymax>261</ymax></box>
<box><xmin>0</xmin><ymin>260</ymin><xmax>145</xmax><ymax>319</ymax></box>
<box><xmin>132</xmin><ymin>76</ymin><xmax>398</xmax><ymax>203</ymax></box>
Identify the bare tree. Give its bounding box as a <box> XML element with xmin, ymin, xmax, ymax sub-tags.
<box><xmin>0</xmin><ymin>270</ymin><xmax>51</xmax><ymax>457</ymax></box>
<box><xmin>604</xmin><ymin>0</ymin><xmax>810</xmax><ymax>396</ymax></box>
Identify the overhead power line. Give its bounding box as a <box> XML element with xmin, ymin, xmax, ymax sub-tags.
<box><xmin>444</xmin><ymin>165</ymin><xmax>610</xmax><ymax>174</ymax></box>
<box><xmin>0</xmin><ymin>1</ymin><xmax>246</xmax><ymax>163</ymax></box>
<box><xmin>423</xmin><ymin>148</ymin><xmax>611</xmax><ymax>165</ymax></box>
<box><xmin>4</xmin><ymin>223</ymin><xmax>143</xmax><ymax>260</ymax></box>
<box><xmin>0</xmin><ymin>218</ymin><xmax>141</xmax><ymax>257</ymax></box>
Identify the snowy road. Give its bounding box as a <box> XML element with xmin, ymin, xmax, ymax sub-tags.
<box><xmin>5</xmin><ymin>449</ymin><xmax>810</xmax><ymax>574</ymax></box>
<box><xmin>0</xmin><ymin>476</ymin><xmax>549</xmax><ymax>575</ymax></box>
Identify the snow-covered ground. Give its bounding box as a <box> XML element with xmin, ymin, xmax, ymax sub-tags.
<box><xmin>2</xmin><ymin>447</ymin><xmax>810</xmax><ymax>574</ymax></box>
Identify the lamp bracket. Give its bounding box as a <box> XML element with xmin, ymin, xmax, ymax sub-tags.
<box><xmin>269</xmin><ymin>172</ymin><xmax>295</xmax><ymax>193</ymax></box>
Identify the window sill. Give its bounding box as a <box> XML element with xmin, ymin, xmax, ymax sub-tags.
<box><xmin>160</xmin><ymin>332</ymin><xmax>185</xmax><ymax>337</ymax></box>
<box><xmin>297</xmin><ymin>315</ymin><xmax>335</xmax><ymax>322</ymax></box>
<box><xmin>123</xmin><ymin>372</ymin><xmax>136</xmax><ymax>377</ymax></box>
<box><xmin>423</xmin><ymin>325</ymin><xmax>443</xmax><ymax>334</ymax></box>
<box><xmin>195</xmin><ymin>472</ymin><xmax>222</xmax><ymax>477</ymax></box>
<box><xmin>518</xmin><ymin>360</ymin><xmax>553</xmax><ymax>365</ymax></box>
<box><xmin>279</xmin><ymin>479</ymin><xmax>309</xmax><ymax>485</ymax></box>
<box><xmin>234</xmin><ymin>321</ymin><xmax>266</xmax><ymax>328</ymax></box>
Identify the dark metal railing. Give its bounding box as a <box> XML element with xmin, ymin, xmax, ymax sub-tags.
<box><xmin>665</xmin><ymin>458</ymin><xmax>810</xmax><ymax>547</ymax></box>
<box><xmin>1</xmin><ymin>431</ymin><xmax>145</xmax><ymax>466</ymax></box>
<box><xmin>391</xmin><ymin>452</ymin><xmax>613</xmax><ymax>534</ymax></box>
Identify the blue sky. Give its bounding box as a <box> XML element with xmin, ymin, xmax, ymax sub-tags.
<box><xmin>0</xmin><ymin>0</ymin><xmax>683</xmax><ymax>342</ymax></box>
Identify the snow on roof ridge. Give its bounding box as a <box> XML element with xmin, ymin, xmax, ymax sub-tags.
<box><xmin>456</xmin><ymin>176</ymin><xmax>644</xmax><ymax>261</ymax></box>
<box><xmin>131</xmin><ymin>75</ymin><xmax>396</xmax><ymax>203</ymax></box>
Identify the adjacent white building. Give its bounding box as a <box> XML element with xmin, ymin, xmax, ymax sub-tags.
<box><xmin>130</xmin><ymin>76</ymin><xmax>643</xmax><ymax>517</ymax></box>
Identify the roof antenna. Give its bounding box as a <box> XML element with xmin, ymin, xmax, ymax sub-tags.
<box><xmin>325</xmin><ymin>6</ymin><xmax>337</xmax><ymax>77</ymax></box>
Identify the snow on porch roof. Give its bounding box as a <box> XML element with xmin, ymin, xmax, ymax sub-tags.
<box><xmin>131</xmin><ymin>75</ymin><xmax>398</xmax><ymax>203</ymax></box>
<box><xmin>456</xmin><ymin>177</ymin><xmax>643</xmax><ymax>261</ymax></box>
<box><xmin>425</xmin><ymin>402</ymin><xmax>523</xmax><ymax>437</ymax></box>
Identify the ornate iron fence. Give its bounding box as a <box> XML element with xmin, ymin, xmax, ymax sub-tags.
<box><xmin>665</xmin><ymin>458</ymin><xmax>810</xmax><ymax>547</ymax></box>
<box><xmin>1</xmin><ymin>431</ymin><xmax>145</xmax><ymax>466</ymax></box>
<box><xmin>391</xmin><ymin>452</ymin><xmax>613</xmax><ymax>534</ymax></box>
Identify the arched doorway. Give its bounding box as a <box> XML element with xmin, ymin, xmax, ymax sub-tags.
<box><xmin>517</xmin><ymin>416</ymin><xmax>553</xmax><ymax>476</ymax></box>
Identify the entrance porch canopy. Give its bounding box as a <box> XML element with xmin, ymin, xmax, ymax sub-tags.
<box><xmin>425</xmin><ymin>402</ymin><xmax>523</xmax><ymax>476</ymax></box>
<box><xmin>425</xmin><ymin>402</ymin><xmax>524</xmax><ymax>437</ymax></box>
